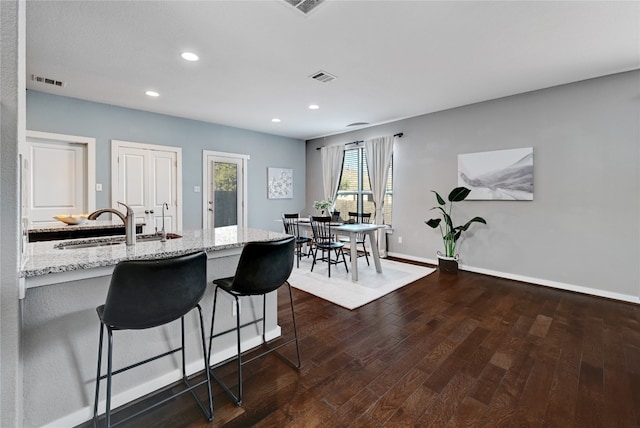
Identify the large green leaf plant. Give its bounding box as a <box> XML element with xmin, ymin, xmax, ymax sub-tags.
<box><xmin>425</xmin><ymin>187</ymin><xmax>487</xmax><ymax>258</ymax></box>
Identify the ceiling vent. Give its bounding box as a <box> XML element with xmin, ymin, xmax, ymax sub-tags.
<box><xmin>31</xmin><ymin>74</ymin><xmax>65</xmax><ymax>88</ymax></box>
<box><xmin>310</xmin><ymin>70</ymin><xmax>337</xmax><ymax>83</ymax></box>
<box><xmin>284</xmin><ymin>0</ymin><xmax>325</xmax><ymax>15</ymax></box>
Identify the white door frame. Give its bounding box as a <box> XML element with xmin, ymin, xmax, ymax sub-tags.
<box><xmin>202</xmin><ymin>150</ymin><xmax>249</xmax><ymax>229</ymax></box>
<box><xmin>111</xmin><ymin>140</ymin><xmax>183</xmax><ymax>230</ymax></box>
<box><xmin>25</xmin><ymin>130</ymin><xmax>97</xmax><ymax>215</ymax></box>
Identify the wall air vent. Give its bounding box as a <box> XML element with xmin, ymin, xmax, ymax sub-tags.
<box><xmin>31</xmin><ymin>74</ymin><xmax>65</xmax><ymax>88</ymax></box>
<box><xmin>309</xmin><ymin>70</ymin><xmax>337</xmax><ymax>83</ymax></box>
<box><xmin>284</xmin><ymin>0</ymin><xmax>325</xmax><ymax>15</ymax></box>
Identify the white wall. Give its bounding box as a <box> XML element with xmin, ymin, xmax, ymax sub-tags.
<box><xmin>307</xmin><ymin>71</ymin><xmax>640</xmax><ymax>302</ymax></box>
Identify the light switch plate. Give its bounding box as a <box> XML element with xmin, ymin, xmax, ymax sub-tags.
<box><xmin>194</xmin><ymin>186</ymin><xmax>201</xmax><ymax>193</ymax></box>
<box><xmin>96</xmin><ymin>183</ymin><xmax>102</xmax><ymax>191</ymax></box>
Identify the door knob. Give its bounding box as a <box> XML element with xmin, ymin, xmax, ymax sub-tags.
<box><xmin>208</xmin><ymin>208</ymin><xmax>213</xmax><ymax>212</ymax></box>
<box><xmin>144</xmin><ymin>210</ymin><xmax>149</xmax><ymax>214</ymax></box>
<box><xmin>149</xmin><ymin>210</ymin><xmax>154</xmax><ymax>214</ymax></box>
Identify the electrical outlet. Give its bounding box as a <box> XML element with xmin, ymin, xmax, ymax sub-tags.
<box><xmin>398</xmin><ymin>236</ymin><xmax>403</xmax><ymax>244</ymax></box>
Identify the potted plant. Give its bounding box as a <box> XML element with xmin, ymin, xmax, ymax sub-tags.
<box><xmin>425</xmin><ymin>186</ymin><xmax>486</xmax><ymax>273</ymax></box>
<box><xmin>313</xmin><ymin>198</ymin><xmax>334</xmax><ymax>216</ymax></box>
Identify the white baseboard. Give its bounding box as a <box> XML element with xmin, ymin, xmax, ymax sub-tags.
<box><xmin>387</xmin><ymin>252</ymin><xmax>640</xmax><ymax>304</ymax></box>
<box><xmin>38</xmin><ymin>326</ymin><xmax>282</xmax><ymax>428</ymax></box>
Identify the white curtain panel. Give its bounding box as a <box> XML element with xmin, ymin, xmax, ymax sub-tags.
<box><xmin>364</xmin><ymin>135</ymin><xmax>395</xmax><ymax>257</ymax></box>
<box><xmin>320</xmin><ymin>145</ymin><xmax>345</xmax><ymax>209</ymax></box>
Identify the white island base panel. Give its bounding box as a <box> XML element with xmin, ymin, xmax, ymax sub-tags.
<box><xmin>21</xmin><ymin>227</ymin><xmax>290</xmax><ymax>428</ymax></box>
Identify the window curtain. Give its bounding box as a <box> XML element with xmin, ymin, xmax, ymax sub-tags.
<box><xmin>320</xmin><ymin>145</ymin><xmax>345</xmax><ymax>210</ymax></box>
<box><xmin>364</xmin><ymin>135</ymin><xmax>395</xmax><ymax>257</ymax></box>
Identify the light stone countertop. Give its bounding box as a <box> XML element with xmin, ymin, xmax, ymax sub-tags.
<box><xmin>21</xmin><ymin>226</ymin><xmax>291</xmax><ymax>278</ymax></box>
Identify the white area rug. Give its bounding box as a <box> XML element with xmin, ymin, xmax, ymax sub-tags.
<box><xmin>288</xmin><ymin>255</ymin><xmax>435</xmax><ymax>310</ymax></box>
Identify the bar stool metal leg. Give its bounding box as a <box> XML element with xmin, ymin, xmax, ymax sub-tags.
<box><xmin>93</xmin><ymin>323</ymin><xmax>105</xmax><ymax>428</ymax></box>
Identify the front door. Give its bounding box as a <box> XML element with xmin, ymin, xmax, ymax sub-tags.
<box><xmin>203</xmin><ymin>151</ymin><xmax>248</xmax><ymax>228</ymax></box>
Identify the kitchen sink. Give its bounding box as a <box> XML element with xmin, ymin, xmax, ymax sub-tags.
<box><xmin>136</xmin><ymin>233</ymin><xmax>182</xmax><ymax>242</ymax></box>
<box><xmin>55</xmin><ymin>239</ymin><xmax>124</xmax><ymax>250</ymax></box>
<box><xmin>55</xmin><ymin>233</ymin><xmax>182</xmax><ymax>249</ymax></box>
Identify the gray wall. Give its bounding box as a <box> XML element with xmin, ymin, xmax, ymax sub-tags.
<box><xmin>307</xmin><ymin>71</ymin><xmax>640</xmax><ymax>300</ymax></box>
<box><xmin>26</xmin><ymin>90</ymin><xmax>306</xmax><ymax>232</ymax></box>
<box><xmin>1</xmin><ymin>1</ymin><xmax>25</xmax><ymax>427</ymax></box>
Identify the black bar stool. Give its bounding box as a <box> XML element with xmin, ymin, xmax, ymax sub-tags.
<box><xmin>207</xmin><ymin>236</ymin><xmax>301</xmax><ymax>406</ymax></box>
<box><xmin>93</xmin><ymin>251</ymin><xmax>213</xmax><ymax>427</ymax></box>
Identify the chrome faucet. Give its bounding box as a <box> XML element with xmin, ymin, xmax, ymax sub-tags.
<box><xmin>160</xmin><ymin>202</ymin><xmax>169</xmax><ymax>242</ymax></box>
<box><xmin>87</xmin><ymin>201</ymin><xmax>136</xmax><ymax>246</ymax></box>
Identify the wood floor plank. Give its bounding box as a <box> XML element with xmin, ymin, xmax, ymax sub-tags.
<box><xmin>468</xmin><ymin>363</ymin><xmax>507</xmax><ymax>405</ymax></box>
<box><xmin>602</xmin><ymin>326</ymin><xmax>636</xmax><ymax>427</ymax></box>
<box><xmin>542</xmin><ymin>324</ymin><xmax>581</xmax><ymax>427</ymax></box>
<box><xmin>366</xmin><ymin>367</ymin><xmax>429</xmax><ymax>424</ymax></box>
<box><xmin>574</xmin><ymin>362</ymin><xmax>605</xmax><ymax>428</ymax></box>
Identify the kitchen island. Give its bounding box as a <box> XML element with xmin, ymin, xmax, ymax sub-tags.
<box><xmin>20</xmin><ymin>226</ymin><xmax>290</xmax><ymax>428</ymax></box>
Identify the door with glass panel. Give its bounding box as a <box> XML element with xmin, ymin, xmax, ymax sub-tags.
<box><xmin>204</xmin><ymin>152</ymin><xmax>248</xmax><ymax>228</ymax></box>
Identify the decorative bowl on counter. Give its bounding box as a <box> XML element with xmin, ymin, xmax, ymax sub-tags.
<box><xmin>53</xmin><ymin>214</ymin><xmax>89</xmax><ymax>225</ymax></box>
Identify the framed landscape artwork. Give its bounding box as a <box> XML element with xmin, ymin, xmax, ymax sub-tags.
<box><xmin>458</xmin><ymin>148</ymin><xmax>534</xmax><ymax>200</ymax></box>
<box><xmin>267</xmin><ymin>167</ymin><xmax>293</xmax><ymax>199</ymax></box>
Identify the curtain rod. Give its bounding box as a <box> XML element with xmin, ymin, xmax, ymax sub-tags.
<box><xmin>315</xmin><ymin>132</ymin><xmax>403</xmax><ymax>150</ymax></box>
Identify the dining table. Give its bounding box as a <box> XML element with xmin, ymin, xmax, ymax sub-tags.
<box><xmin>295</xmin><ymin>219</ymin><xmax>384</xmax><ymax>282</ymax></box>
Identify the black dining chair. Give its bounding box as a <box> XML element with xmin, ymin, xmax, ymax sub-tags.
<box><xmin>93</xmin><ymin>251</ymin><xmax>213</xmax><ymax>428</ymax></box>
<box><xmin>282</xmin><ymin>213</ymin><xmax>313</xmax><ymax>268</ymax></box>
<box><xmin>309</xmin><ymin>216</ymin><xmax>349</xmax><ymax>277</ymax></box>
<box><xmin>340</xmin><ymin>211</ymin><xmax>371</xmax><ymax>266</ymax></box>
<box><xmin>207</xmin><ymin>236</ymin><xmax>301</xmax><ymax>406</ymax></box>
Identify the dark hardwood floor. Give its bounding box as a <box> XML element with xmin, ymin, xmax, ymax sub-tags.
<box><xmin>84</xmin><ymin>261</ymin><xmax>640</xmax><ymax>427</ymax></box>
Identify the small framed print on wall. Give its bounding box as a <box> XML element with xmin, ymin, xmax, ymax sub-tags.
<box><xmin>267</xmin><ymin>167</ymin><xmax>293</xmax><ymax>199</ymax></box>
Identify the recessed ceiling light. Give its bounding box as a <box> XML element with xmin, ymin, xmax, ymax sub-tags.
<box><xmin>145</xmin><ymin>90</ymin><xmax>159</xmax><ymax>97</ymax></box>
<box><xmin>181</xmin><ymin>52</ymin><xmax>199</xmax><ymax>62</ymax></box>
<box><xmin>272</xmin><ymin>118</ymin><xmax>281</xmax><ymax>123</ymax></box>
<box><xmin>309</xmin><ymin>104</ymin><xmax>319</xmax><ymax>110</ymax></box>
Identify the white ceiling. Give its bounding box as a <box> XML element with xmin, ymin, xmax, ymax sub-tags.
<box><xmin>26</xmin><ymin>1</ymin><xmax>640</xmax><ymax>141</ymax></box>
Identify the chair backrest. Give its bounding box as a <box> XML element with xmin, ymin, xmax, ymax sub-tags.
<box><xmin>348</xmin><ymin>211</ymin><xmax>371</xmax><ymax>224</ymax></box>
<box><xmin>310</xmin><ymin>215</ymin><xmax>333</xmax><ymax>245</ymax></box>
<box><xmin>229</xmin><ymin>236</ymin><xmax>295</xmax><ymax>295</ymax></box>
<box><xmin>102</xmin><ymin>251</ymin><xmax>208</xmax><ymax>330</ymax></box>
<box><xmin>331</xmin><ymin>210</ymin><xmax>341</xmax><ymax>222</ymax></box>
<box><xmin>282</xmin><ymin>213</ymin><xmax>300</xmax><ymax>237</ymax></box>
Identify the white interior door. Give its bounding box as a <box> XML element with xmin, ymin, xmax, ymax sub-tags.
<box><xmin>203</xmin><ymin>151</ymin><xmax>248</xmax><ymax>229</ymax></box>
<box><xmin>113</xmin><ymin>141</ymin><xmax>181</xmax><ymax>234</ymax></box>
<box><xmin>26</xmin><ymin>132</ymin><xmax>96</xmax><ymax>224</ymax></box>
<box><xmin>149</xmin><ymin>149</ymin><xmax>178</xmax><ymax>233</ymax></box>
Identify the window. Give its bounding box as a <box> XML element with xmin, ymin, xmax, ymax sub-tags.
<box><xmin>336</xmin><ymin>147</ymin><xmax>393</xmax><ymax>225</ymax></box>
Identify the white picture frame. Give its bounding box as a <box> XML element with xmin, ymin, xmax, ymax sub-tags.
<box><xmin>267</xmin><ymin>167</ymin><xmax>293</xmax><ymax>199</ymax></box>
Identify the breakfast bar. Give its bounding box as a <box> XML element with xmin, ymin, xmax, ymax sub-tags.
<box><xmin>20</xmin><ymin>226</ymin><xmax>290</xmax><ymax>428</ymax></box>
